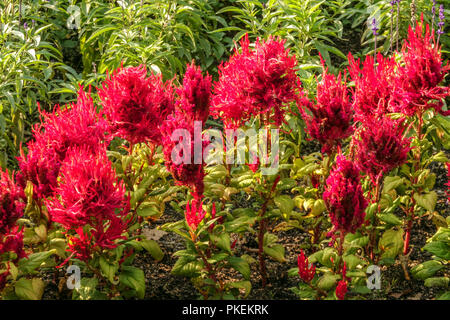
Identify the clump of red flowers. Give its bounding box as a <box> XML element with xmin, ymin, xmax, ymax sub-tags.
<box><xmin>17</xmin><ymin>88</ymin><xmax>107</xmax><ymax>199</ymax></box>
<box><xmin>301</xmin><ymin>63</ymin><xmax>353</xmax><ymax>154</ymax></box>
<box><xmin>335</xmin><ymin>280</ymin><xmax>347</xmax><ymax>300</ymax></box>
<box><xmin>347</xmin><ymin>52</ymin><xmax>398</xmax><ymax>122</ymax></box>
<box><xmin>185</xmin><ymin>196</ymin><xmax>206</xmax><ymax>231</ymax></box>
<box><xmin>391</xmin><ymin>16</ymin><xmax>450</xmax><ymax>117</ymax></box>
<box><xmin>46</xmin><ymin>147</ymin><xmax>130</xmax><ymax>262</ymax></box>
<box><xmin>352</xmin><ymin>116</ymin><xmax>411</xmax><ymax>183</ymax></box>
<box><xmin>0</xmin><ymin>170</ymin><xmax>26</xmax><ymax>291</ymax></box>
<box><xmin>176</xmin><ymin>61</ymin><xmax>212</xmax><ymax>125</ymax></box>
<box><xmin>211</xmin><ymin>34</ymin><xmax>304</xmax><ymax>129</ymax></box>
<box><xmin>297</xmin><ymin>250</ymin><xmax>316</xmax><ymax>283</ymax></box>
<box><xmin>99</xmin><ymin>65</ymin><xmax>175</xmax><ymax>145</ymax></box>
<box><xmin>323</xmin><ymin>155</ymin><xmax>367</xmax><ymax>236</ymax></box>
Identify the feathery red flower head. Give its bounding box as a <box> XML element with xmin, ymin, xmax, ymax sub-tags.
<box><xmin>348</xmin><ymin>52</ymin><xmax>398</xmax><ymax>122</ymax></box>
<box><xmin>211</xmin><ymin>34</ymin><xmax>303</xmax><ymax>128</ymax></box>
<box><xmin>99</xmin><ymin>65</ymin><xmax>175</xmax><ymax>145</ymax></box>
<box><xmin>297</xmin><ymin>250</ymin><xmax>316</xmax><ymax>283</ymax></box>
<box><xmin>17</xmin><ymin>87</ymin><xmax>107</xmax><ymax>199</ymax></box>
<box><xmin>352</xmin><ymin>116</ymin><xmax>411</xmax><ymax>182</ymax></box>
<box><xmin>176</xmin><ymin>62</ymin><xmax>212</xmax><ymax>125</ymax></box>
<box><xmin>323</xmin><ymin>155</ymin><xmax>367</xmax><ymax>235</ymax></box>
<box><xmin>335</xmin><ymin>280</ymin><xmax>348</xmax><ymax>300</ymax></box>
<box><xmin>47</xmin><ymin>147</ymin><xmax>128</xmax><ymax>230</ymax></box>
<box><xmin>0</xmin><ymin>170</ymin><xmax>25</xmax><ymax>234</ymax></box>
<box><xmin>160</xmin><ymin>114</ymin><xmax>205</xmax><ymax>196</ymax></box>
<box><xmin>390</xmin><ymin>17</ymin><xmax>450</xmax><ymax>117</ymax></box>
<box><xmin>301</xmin><ymin>64</ymin><xmax>353</xmax><ymax>154</ymax></box>
<box><xmin>185</xmin><ymin>197</ymin><xmax>206</xmax><ymax>231</ymax></box>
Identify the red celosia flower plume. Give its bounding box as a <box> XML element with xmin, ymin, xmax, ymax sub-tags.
<box><xmin>390</xmin><ymin>16</ymin><xmax>450</xmax><ymax>117</ymax></box>
<box><xmin>47</xmin><ymin>147</ymin><xmax>128</xmax><ymax>229</ymax></box>
<box><xmin>17</xmin><ymin>87</ymin><xmax>108</xmax><ymax>199</ymax></box>
<box><xmin>185</xmin><ymin>196</ymin><xmax>206</xmax><ymax>231</ymax></box>
<box><xmin>0</xmin><ymin>170</ymin><xmax>25</xmax><ymax>234</ymax></box>
<box><xmin>297</xmin><ymin>250</ymin><xmax>316</xmax><ymax>283</ymax></box>
<box><xmin>176</xmin><ymin>62</ymin><xmax>212</xmax><ymax>125</ymax></box>
<box><xmin>160</xmin><ymin>114</ymin><xmax>206</xmax><ymax>196</ymax></box>
<box><xmin>301</xmin><ymin>63</ymin><xmax>353</xmax><ymax>154</ymax></box>
<box><xmin>46</xmin><ymin>147</ymin><xmax>130</xmax><ymax>261</ymax></box>
<box><xmin>211</xmin><ymin>34</ymin><xmax>304</xmax><ymax>129</ymax></box>
<box><xmin>352</xmin><ymin>116</ymin><xmax>411</xmax><ymax>183</ymax></box>
<box><xmin>335</xmin><ymin>280</ymin><xmax>347</xmax><ymax>300</ymax></box>
<box><xmin>323</xmin><ymin>155</ymin><xmax>367</xmax><ymax>236</ymax></box>
<box><xmin>347</xmin><ymin>52</ymin><xmax>398</xmax><ymax>123</ymax></box>
<box><xmin>99</xmin><ymin>65</ymin><xmax>175</xmax><ymax>145</ymax></box>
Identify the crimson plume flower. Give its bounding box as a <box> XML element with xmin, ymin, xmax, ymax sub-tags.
<box><xmin>335</xmin><ymin>280</ymin><xmax>348</xmax><ymax>300</ymax></box>
<box><xmin>391</xmin><ymin>16</ymin><xmax>450</xmax><ymax>117</ymax></box>
<box><xmin>176</xmin><ymin>62</ymin><xmax>212</xmax><ymax>125</ymax></box>
<box><xmin>297</xmin><ymin>250</ymin><xmax>316</xmax><ymax>283</ymax></box>
<box><xmin>160</xmin><ymin>114</ymin><xmax>206</xmax><ymax>196</ymax></box>
<box><xmin>46</xmin><ymin>147</ymin><xmax>130</xmax><ymax>261</ymax></box>
<box><xmin>185</xmin><ymin>196</ymin><xmax>206</xmax><ymax>231</ymax></box>
<box><xmin>17</xmin><ymin>87</ymin><xmax>108</xmax><ymax>199</ymax></box>
<box><xmin>211</xmin><ymin>34</ymin><xmax>304</xmax><ymax>129</ymax></box>
<box><xmin>0</xmin><ymin>170</ymin><xmax>25</xmax><ymax>234</ymax></box>
<box><xmin>347</xmin><ymin>52</ymin><xmax>398</xmax><ymax>123</ymax></box>
<box><xmin>301</xmin><ymin>64</ymin><xmax>353</xmax><ymax>154</ymax></box>
<box><xmin>323</xmin><ymin>155</ymin><xmax>367</xmax><ymax>236</ymax></box>
<box><xmin>99</xmin><ymin>65</ymin><xmax>175</xmax><ymax>145</ymax></box>
<box><xmin>352</xmin><ymin>116</ymin><xmax>411</xmax><ymax>183</ymax></box>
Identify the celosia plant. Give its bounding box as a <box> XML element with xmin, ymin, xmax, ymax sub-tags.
<box><xmin>323</xmin><ymin>155</ymin><xmax>367</xmax><ymax>240</ymax></box>
<box><xmin>297</xmin><ymin>250</ymin><xmax>316</xmax><ymax>283</ymax></box>
<box><xmin>347</xmin><ymin>52</ymin><xmax>398</xmax><ymax>122</ymax></box>
<box><xmin>301</xmin><ymin>63</ymin><xmax>353</xmax><ymax>155</ymax></box>
<box><xmin>352</xmin><ymin>116</ymin><xmax>412</xmax><ymax>183</ymax></box>
<box><xmin>211</xmin><ymin>34</ymin><xmax>304</xmax><ymax>129</ymax></box>
<box><xmin>46</xmin><ymin>147</ymin><xmax>130</xmax><ymax>262</ymax></box>
<box><xmin>391</xmin><ymin>16</ymin><xmax>450</xmax><ymax>117</ymax></box>
<box><xmin>17</xmin><ymin>88</ymin><xmax>108</xmax><ymax>200</ymax></box>
<box><xmin>99</xmin><ymin>65</ymin><xmax>175</xmax><ymax>145</ymax></box>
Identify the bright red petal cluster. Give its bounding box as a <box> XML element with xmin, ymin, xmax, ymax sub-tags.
<box><xmin>176</xmin><ymin>61</ymin><xmax>212</xmax><ymax>125</ymax></box>
<box><xmin>348</xmin><ymin>52</ymin><xmax>398</xmax><ymax>122</ymax></box>
<box><xmin>335</xmin><ymin>280</ymin><xmax>347</xmax><ymax>300</ymax></box>
<box><xmin>391</xmin><ymin>18</ymin><xmax>450</xmax><ymax>117</ymax></box>
<box><xmin>323</xmin><ymin>155</ymin><xmax>367</xmax><ymax>235</ymax></box>
<box><xmin>185</xmin><ymin>197</ymin><xmax>206</xmax><ymax>231</ymax></box>
<box><xmin>211</xmin><ymin>34</ymin><xmax>303</xmax><ymax>128</ymax></box>
<box><xmin>46</xmin><ymin>148</ymin><xmax>129</xmax><ymax>261</ymax></box>
<box><xmin>301</xmin><ymin>66</ymin><xmax>353</xmax><ymax>154</ymax></box>
<box><xmin>297</xmin><ymin>250</ymin><xmax>316</xmax><ymax>283</ymax></box>
<box><xmin>352</xmin><ymin>116</ymin><xmax>411</xmax><ymax>182</ymax></box>
<box><xmin>99</xmin><ymin>65</ymin><xmax>175</xmax><ymax>145</ymax></box>
<box><xmin>17</xmin><ymin>88</ymin><xmax>107</xmax><ymax>199</ymax></box>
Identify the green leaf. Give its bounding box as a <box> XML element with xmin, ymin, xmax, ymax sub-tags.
<box><xmin>274</xmin><ymin>195</ymin><xmax>294</xmax><ymax>215</ymax></box>
<box><xmin>317</xmin><ymin>273</ymin><xmax>341</xmax><ymax>291</ymax></box>
<box><xmin>343</xmin><ymin>254</ymin><xmax>364</xmax><ymax>270</ymax></box>
<box><xmin>411</xmin><ymin>261</ymin><xmax>444</xmax><ymax>280</ymax></box>
<box><xmin>263</xmin><ymin>244</ymin><xmax>286</xmax><ymax>263</ymax></box>
<box><xmin>140</xmin><ymin>239</ymin><xmax>164</xmax><ymax>261</ymax></box>
<box><xmin>229</xmin><ymin>280</ymin><xmax>251</xmax><ymax>298</ymax></box>
<box><xmin>99</xmin><ymin>256</ymin><xmax>119</xmax><ymax>284</ymax></box>
<box><xmin>437</xmin><ymin>291</ymin><xmax>450</xmax><ymax>300</ymax></box>
<box><xmin>119</xmin><ymin>266</ymin><xmax>146</xmax><ymax>299</ymax></box>
<box><xmin>414</xmin><ymin>191</ymin><xmax>437</xmax><ymax>212</ymax></box>
<box><xmin>72</xmin><ymin>278</ymin><xmax>106</xmax><ymax>300</ymax></box>
<box><xmin>383</xmin><ymin>176</ymin><xmax>404</xmax><ymax>193</ymax></box>
<box><xmin>227</xmin><ymin>256</ymin><xmax>250</xmax><ymax>280</ymax></box>
<box><xmin>210</xmin><ymin>233</ymin><xmax>231</xmax><ymax>254</ymax></box>
<box><xmin>18</xmin><ymin>250</ymin><xmax>55</xmax><ymax>274</ymax></box>
<box><xmin>423</xmin><ymin>242</ymin><xmax>450</xmax><ymax>260</ymax></box>
<box><xmin>15</xmin><ymin>278</ymin><xmax>44</xmax><ymax>300</ymax></box>
<box><xmin>378</xmin><ymin>213</ymin><xmax>403</xmax><ymax>226</ymax></box>
<box><xmin>424</xmin><ymin>277</ymin><xmax>449</xmax><ymax>288</ymax></box>
<box><xmin>171</xmin><ymin>256</ymin><xmax>202</xmax><ymax>277</ymax></box>
<box><xmin>378</xmin><ymin>228</ymin><xmax>404</xmax><ymax>259</ymax></box>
